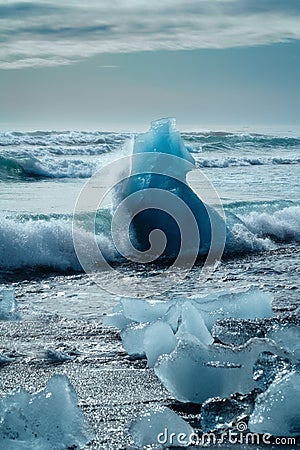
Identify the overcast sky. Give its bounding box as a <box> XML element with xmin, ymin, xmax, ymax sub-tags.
<box><xmin>0</xmin><ymin>0</ymin><xmax>299</xmax><ymax>131</ymax></box>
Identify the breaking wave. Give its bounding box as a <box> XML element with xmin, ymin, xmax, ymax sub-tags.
<box><xmin>0</xmin><ymin>204</ymin><xmax>298</xmax><ymax>272</ymax></box>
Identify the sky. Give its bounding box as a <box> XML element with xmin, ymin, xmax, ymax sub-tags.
<box><xmin>0</xmin><ymin>0</ymin><xmax>300</xmax><ymax>131</ymax></box>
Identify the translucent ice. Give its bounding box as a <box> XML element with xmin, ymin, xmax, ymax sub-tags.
<box><xmin>253</xmin><ymin>351</ymin><xmax>295</xmax><ymax>391</ymax></box>
<box><xmin>212</xmin><ymin>318</ymin><xmax>267</xmax><ymax>346</ymax></box>
<box><xmin>249</xmin><ymin>371</ymin><xmax>300</xmax><ymax>436</ymax></box>
<box><xmin>175</xmin><ymin>301</ymin><xmax>213</xmax><ymax>346</ymax></box>
<box><xmin>113</xmin><ymin>118</ymin><xmax>225</xmax><ymax>257</ymax></box>
<box><xmin>120</xmin><ymin>322</ymin><xmax>148</xmax><ymax>357</ymax></box>
<box><xmin>192</xmin><ymin>288</ymin><xmax>273</xmax><ymax>330</ymax></box>
<box><xmin>0</xmin><ymin>374</ymin><xmax>94</xmax><ymax>449</ymax></box>
<box><xmin>102</xmin><ymin>297</ymin><xmax>170</xmax><ymax>330</ymax></box>
<box><xmin>0</xmin><ymin>288</ymin><xmax>19</xmax><ymax>320</ymax></box>
<box><xmin>201</xmin><ymin>394</ymin><xmax>254</xmax><ymax>432</ymax></box>
<box><xmin>154</xmin><ymin>335</ymin><xmax>291</xmax><ymax>403</ymax></box>
<box><xmin>268</xmin><ymin>325</ymin><xmax>300</xmax><ymax>359</ymax></box>
<box><xmin>144</xmin><ymin>321</ymin><xmax>176</xmax><ymax>367</ymax></box>
<box><xmin>130</xmin><ymin>406</ymin><xmax>194</xmax><ymax>448</ymax></box>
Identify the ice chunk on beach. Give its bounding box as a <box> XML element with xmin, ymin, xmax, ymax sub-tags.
<box><xmin>121</xmin><ymin>297</ymin><xmax>170</xmax><ymax>324</ymax></box>
<box><xmin>102</xmin><ymin>311</ymin><xmax>133</xmax><ymax>330</ymax></box>
<box><xmin>154</xmin><ymin>336</ymin><xmax>291</xmax><ymax>403</ymax></box>
<box><xmin>130</xmin><ymin>406</ymin><xmax>194</xmax><ymax>448</ymax></box>
<box><xmin>268</xmin><ymin>325</ymin><xmax>300</xmax><ymax>359</ymax></box>
<box><xmin>212</xmin><ymin>318</ymin><xmax>267</xmax><ymax>346</ymax></box>
<box><xmin>102</xmin><ymin>297</ymin><xmax>170</xmax><ymax>331</ymax></box>
<box><xmin>192</xmin><ymin>288</ymin><xmax>273</xmax><ymax>330</ymax></box>
<box><xmin>144</xmin><ymin>321</ymin><xmax>176</xmax><ymax>367</ymax></box>
<box><xmin>120</xmin><ymin>322</ymin><xmax>148</xmax><ymax>357</ymax></box>
<box><xmin>176</xmin><ymin>301</ymin><xmax>213</xmax><ymax>346</ymax></box>
<box><xmin>253</xmin><ymin>351</ymin><xmax>295</xmax><ymax>391</ymax></box>
<box><xmin>249</xmin><ymin>371</ymin><xmax>300</xmax><ymax>436</ymax></box>
<box><xmin>0</xmin><ymin>288</ymin><xmax>19</xmax><ymax>320</ymax></box>
<box><xmin>201</xmin><ymin>393</ymin><xmax>254</xmax><ymax>432</ymax></box>
<box><xmin>0</xmin><ymin>374</ymin><xmax>94</xmax><ymax>449</ymax></box>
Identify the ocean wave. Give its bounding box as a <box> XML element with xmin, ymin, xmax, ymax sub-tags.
<box><xmin>183</xmin><ymin>133</ymin><xmax>300</xmax><ymax>151</ymax></box>
<box><xmin>196</xmin><ymin>156</ymin><xmax>300</xmax><ymax>168</ymax></box>
<box><xmin>1</xmin><ymin>205</ymin><xmax>298</xmax><ymax>272</ymax></box>
<box><xmin>0</xmin><ymin>155</ymin><xmax>95</xmax><ymax>180</ymax></box>
<box><xmin>0</xmin><ymin>215</ymin><xmax>117</xmax><ymax>271</ymax></box>
<box><xmin>0</xmin><ymin>131</ymin><xmax>130</xmax><ymax>148</ymax></box>
<box><xmin>241</xmin><ymin>206</ymin><xmax>300</xmax><ymax>243</ymax></box>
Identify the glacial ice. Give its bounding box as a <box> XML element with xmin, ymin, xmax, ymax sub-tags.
<box><xmin>129</xmin><ymin>406</ymin><xmax>193</xmax><ymax>448</ymax></box>
<box><xmin>41</xmin><ymin>348</ymin><xmax>75</xmax><ymax>363</ymax></box>
<box><xmin>103</xmin><ymin>288</ymin><xmax>275</xmax><ymax>369</ymax></box>
<box><xmin>175</xmin><ymin>301</ymin><xmax>213</xmax><ymax>346</ymax></box>
<box><xmin>268</xmin><ymin>325</ymin><xmax>300</xmax><ymax>359</ymax></box>
<box><xmin>113</xmin><ymin>117</ymin><xmax>225</xmax><ymax>257</ymax></box>
<box><xmin>0</xmin><ymin>288</ymin><xmax>19</xmax><ymax>320</ymax></box>
<box><xmin>144</xmin><ymin>321</ymin><xmax>176</xmax><ymax>367</ymax></box>
<box><xmin>249</xmin><ymin>371</ymin><xmax>300</xmax><ymax>436</ymax></box>
<box><xmin>0</xmin><ymin>374</ymin><xmax>94</xmax><ymax>449</ymax></box>
<box><xmin>120</xmin><ymin>322</ymin><xmax>148</xmax><ymax>357</ymax></box>
<box><xmin>201</xmin><ymin>394</ymin><xmax>254</xmax><ymax>432</ymax></box>
<box><xmin>212</xmin><ymin>318</ymin><xmax>267</xmax><ymax>346</ymax></box>
<box><xmin>190</xmin><ymin>288</ymin><xmax>273</xmax><ymax>330</ymax></box>
<box><xmin>154</xmin><ymin>336</ymin><xmax>292</xmax><ymax>403</ymax></box>
<box><xmin>253</xmin><ymin>351</ymin><xmax>295</xmax><ymax>391</ymax></box>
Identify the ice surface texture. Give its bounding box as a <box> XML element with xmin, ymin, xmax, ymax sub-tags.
<box><xmin>249</xmin><ymin>371</ymin><xmax>300</xmax><ymax>436</ymax></box>
<box><xmin>0</xmin><ymin>374</ymin><xmax>94</xmax><ymax>449</ymax></box>
<box><xmin>0</xmin><ymin>288</ymin><xmax>19</xmax><ymax>320</ymax></box>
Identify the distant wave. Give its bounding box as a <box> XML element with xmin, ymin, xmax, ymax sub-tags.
<box><xmin>183</xmin><ymin>133</ymin><xmax>300</xmax><ymax>152</ymax></box>
<box><xmin>196</xmin><ymin>156</ymin><xmax>300</xmax><ymax>168</ymax></box>
<box><xmin>0</xmin><ymin>130</ymin><xmax>130</xmax><ymax>148</ymax></box>
<box><xmin>1</xmin><ymin>153</ymin><xmax>299</xmax><ymax>182</ymax></box>
<box><xmin>0</xmin><ymin>155</ymin><xmax>95</xmax><ymax>180</ymax></box>
<box><xmin>0</xmin><ymin>204</ymin><xmax>299</xmax><ymax>272</ymax></box>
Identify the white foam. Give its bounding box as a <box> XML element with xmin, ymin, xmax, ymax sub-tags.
<box><xmin>0</xmin><ymin>216</ymin><xmax>117</xmax><ymax>271</ymax></box>
<box><xmin>242</xmin><ymin>206</ymin><xmax>300</xmax><ymax>242</ymax></box>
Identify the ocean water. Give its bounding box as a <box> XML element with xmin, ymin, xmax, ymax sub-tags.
<box><xmin>0</xmin><ymin>127</ymin><xmax>299</xmax><ymax>448</ymax></box>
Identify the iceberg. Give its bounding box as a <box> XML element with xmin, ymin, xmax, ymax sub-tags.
<box><xmin>0</xmin><ymin>288</ymin><xmax>19</xmax><ymax>320</ymax></box>
<box><xmin>0</xmin><ymin>374</ymin><xmax>94</xmax><ymax>449</ymax></box>
<box><xmin>253</xmin><ymin>351</ymin><xmax>296</xmax><ymax>391</ymax></box>
<box><xmin>113</xmin><ymin>117</ymin><xmax>226</xmax><ymax>259</ymax></box>
<box><xmin>129</xmin><ymin>406</ymin><xmax>194</xmax><ymax>448</ymax></box>
<box><xmin>249</xmin><ymin>371</ymin><xmax>300</xmax><ymax>436</ymax></box>
<box><xmin>120</xmin><ymin>322</ymin><xmax>148</xmax><ymax>358</ymax></box>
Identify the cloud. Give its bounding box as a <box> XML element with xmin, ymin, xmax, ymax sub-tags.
<box><xmin>0</xmin><ymin>0</ymin><xmax>300</xmax><ymax>69</ymax></box>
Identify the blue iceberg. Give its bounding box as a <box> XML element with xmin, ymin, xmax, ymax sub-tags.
<box><xmin>113</xmin><ymin>118</ymin><xmax>226</xmax><ymax>259</ymax></box>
